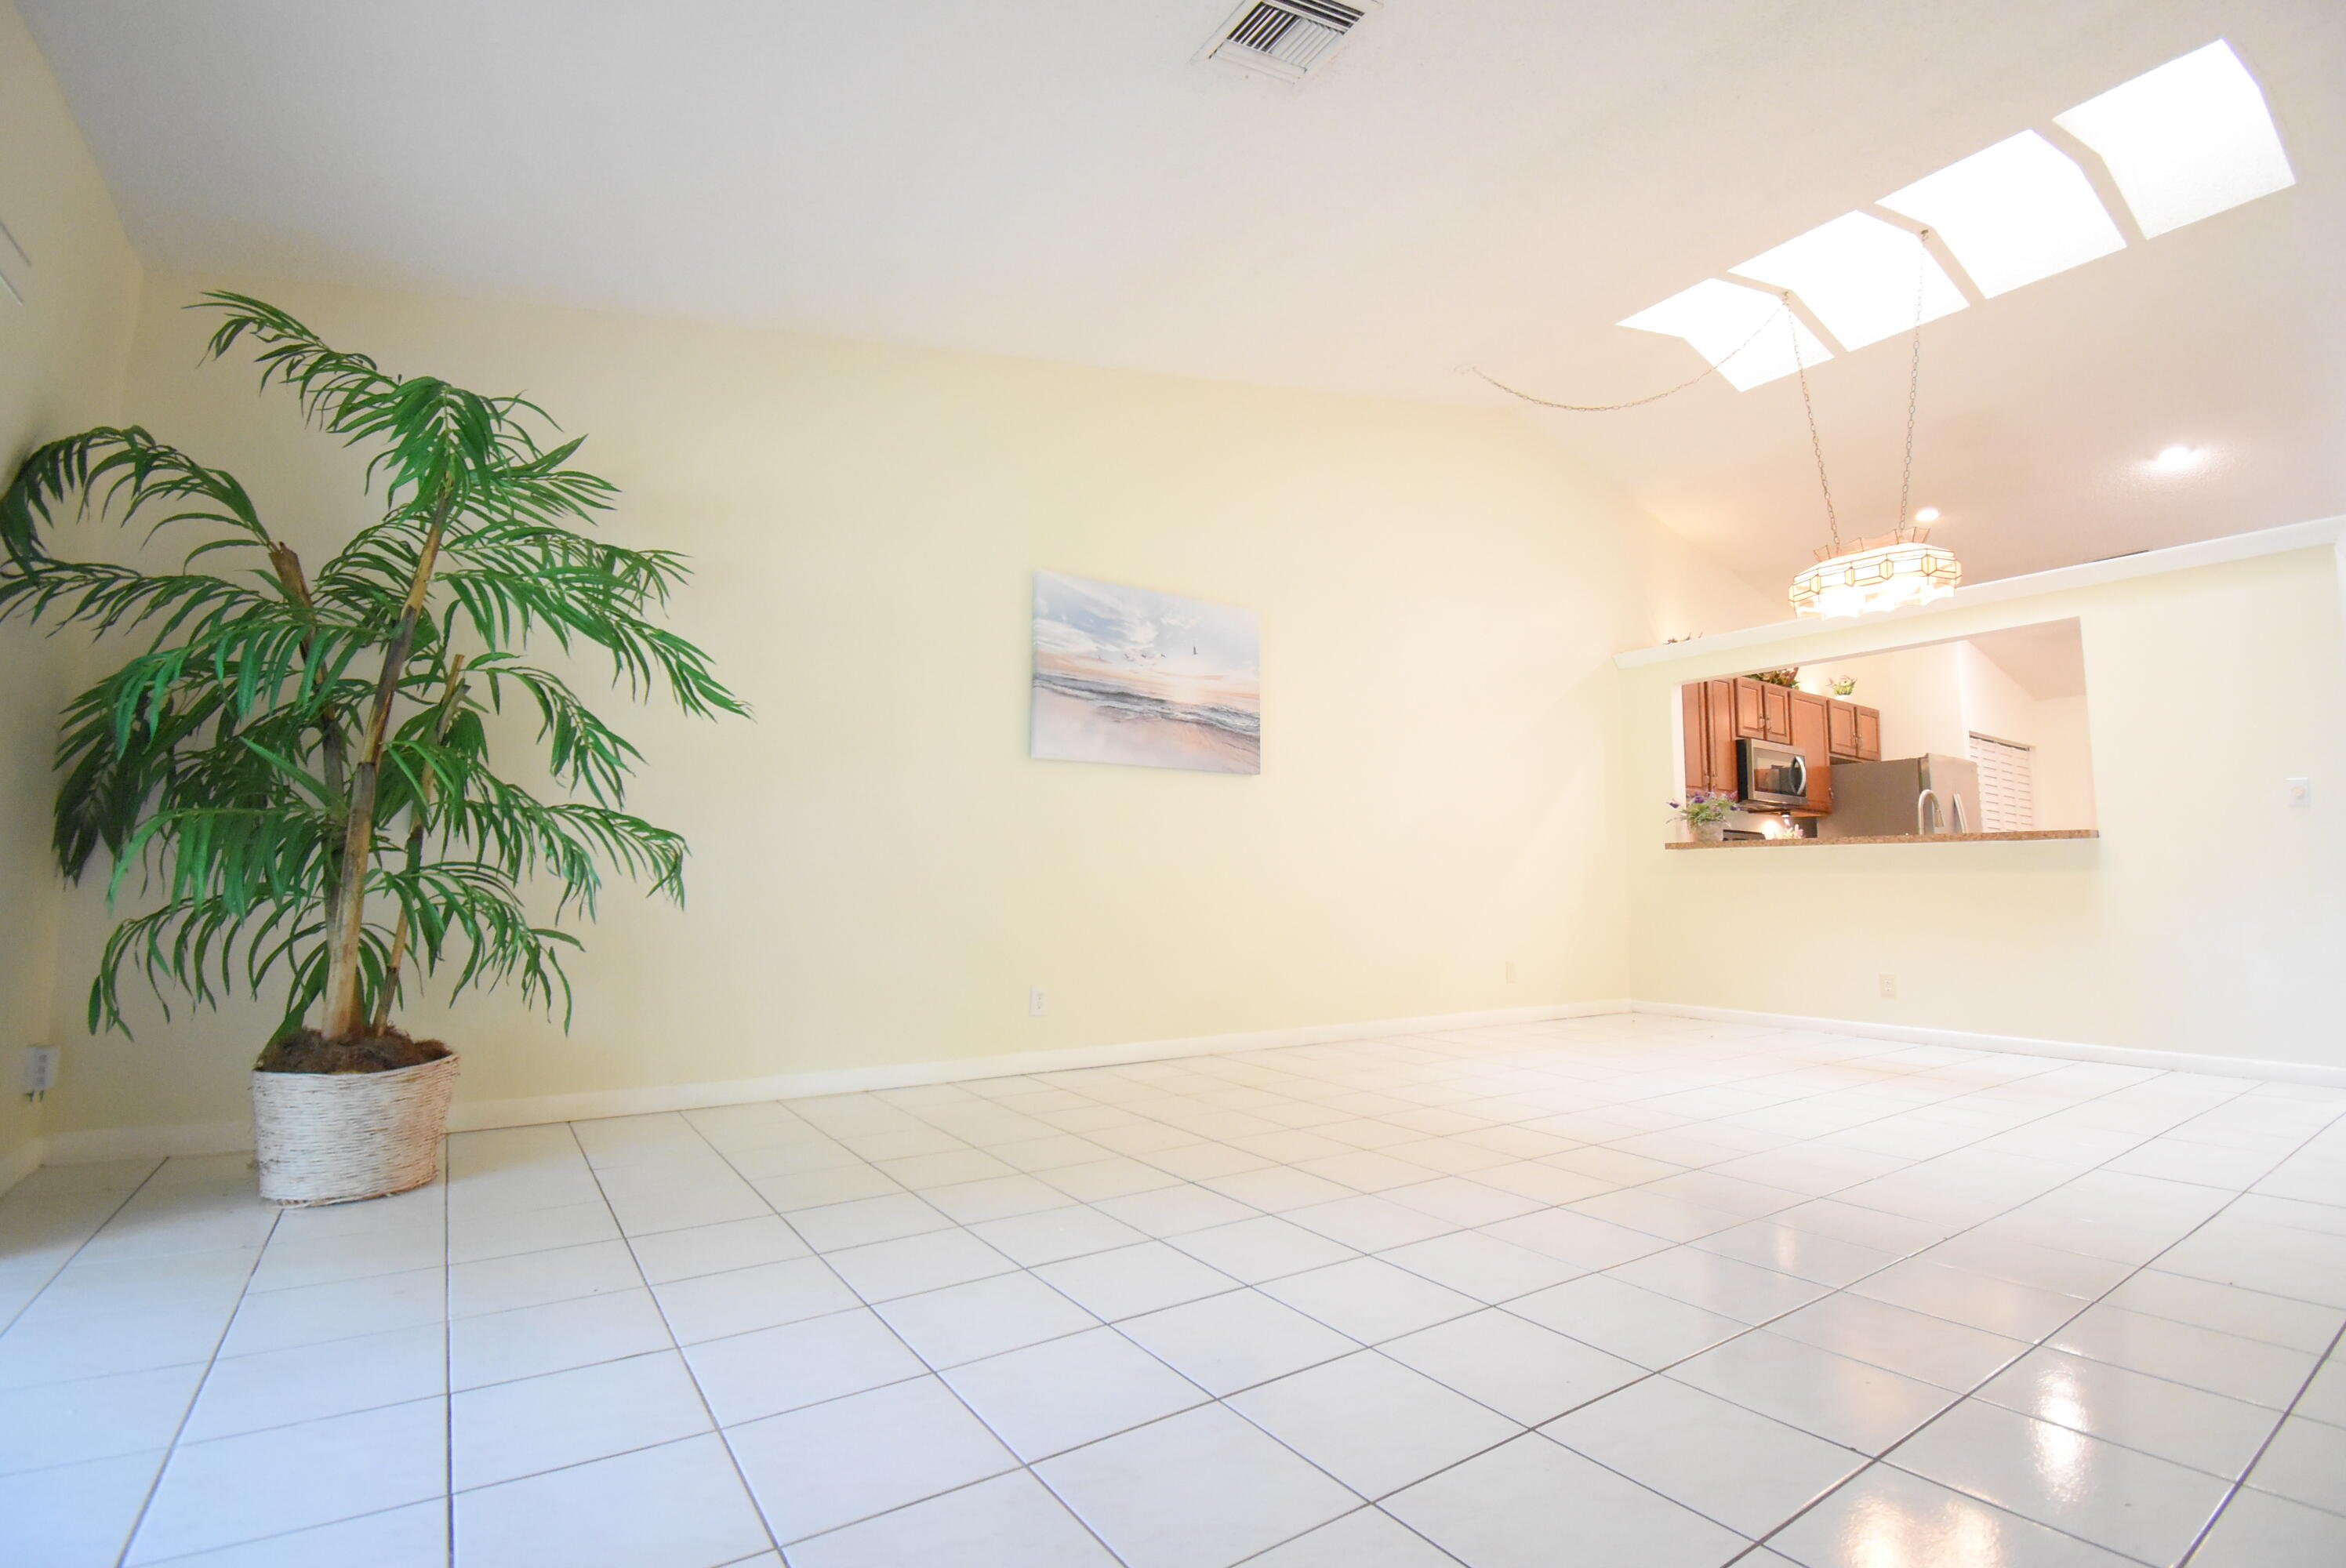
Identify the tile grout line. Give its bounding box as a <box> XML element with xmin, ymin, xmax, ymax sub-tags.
<box><xmin>108</xmin><ymin>1157</ymin><xmax>282</xmax><ymax>1568</ymax></box>
<box><xmin>748</xmin><ymin>1022</ymin><xmax>2159</xmax><ymax>1558</ymax></box>
<box><xmin>1726</xmin><ymin>1094</ymin><xmax>2346</xmax><ymax>1566</ymax></box>
<box><xmin>24</xmin><ymin>1020</ymin><xmax>2335</xmax><ymax>1567</ymax></box>
<box><xmin>0</xmin><ymin>1156</ymin><xmax>169</xmax><ymax>1339</ymax></box>
<box><xmin>567</xmin><ymin>1117</ymin><xmax>789</xmax><ymax>1568</ymax></box>
<box><xmin>843</xmin><ymin>1019</ymin><xmax>2322</xmax><ymax>1553</ymax></box>
<box><xmin>163</xmin><ymin>1039</ymin><xmax>2340</xmax><ymax>1562</ymax></box>
<box><xmin>1244</xmin><ymin>1036</ymin><xmax>2273</xmax><ymax>1557</ymax></box>
<box><xmin>441</xmin><ymin>1144</ymin><xmax>455</xmax><ymax>1568</ymax></box>
<box><xmin>2174</xmin><ymin>1315</ymin><xmax>2346</xmax><ymax>1563</ymax></box>
<box><xmin>672</xmin><ymin>1104</ymin><xmax>1144</xmax><ymax>1568</ymax></box>
<box><xmin>1098</xmin><ymin>1024</ymin><xmax>2330</xmax><ymax>1554</ymax></box>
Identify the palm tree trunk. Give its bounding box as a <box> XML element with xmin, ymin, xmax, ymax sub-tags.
<box><xmin>318</xmin><ymin>491</ymin><xmax>455</xmax><ymax>1040</ymax></box>
<box><xmin>267</xmin><ymin>544</ymin><xmax>348</xmax><ymax>906</ymax></box>
<box><xmin>370</xmin><ymin>657</ymin><xmax>467</xmax><ymax>1035</ymax></box>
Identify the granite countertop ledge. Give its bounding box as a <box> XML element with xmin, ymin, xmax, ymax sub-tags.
<box><xmin>1666</xmin><ymin>829</ymin><xmax>2101</xmax><ymax>849</ymax></box>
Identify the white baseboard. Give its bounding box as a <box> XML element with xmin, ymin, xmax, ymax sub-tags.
<box><xmin>1629</xmin><ymin>1000</ymin><xmax>2346</xmax><ymax>1090</ymax></box>
<box><xmin>40</xmin><ymin>1120</ymin><xmax>256</xmax><ymax>1165</ymax></box>
<box><xmin>43</xmin><ymin>992</ymin><xmax>2338</xmax><ymax>1167</ymax></box>
<box><xmin>0</xmin><ymin>1135</ymin><xmax>44</xmax><ymax>1198</ymax></box>
<box><xmin>33</xmin><ymin>1000</ymin><xmax>1633</xmax><ymax>1162</ymax></box>
<box><xmin>446</xmin><ymin>1000</ymin><xmax>1636</xmax><ymax>1133</ymax></box>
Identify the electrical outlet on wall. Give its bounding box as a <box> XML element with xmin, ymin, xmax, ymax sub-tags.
<box><xmin>23</xmin><ymin>1045</ymin><xmax>58</xmax><ymax>1096</ymax></box>
<box><xmin>1028</xmin><ymin>988</ymin><xmax>1048</xmax><ymax>1017</ymax></box>
<box><xmin>1505</xmin><ymin>960</ymin><xmax>1517</xmax><ymax>983</ymax></box>
<box><xmin>1878</xmin><ymin>974</ymin><xmax>1899</xmax><ymax>1000</ymax></box>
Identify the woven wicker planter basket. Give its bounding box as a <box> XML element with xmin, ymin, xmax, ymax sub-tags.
<box><xmin>251</xmin><ymin>1053</ymin><xmax>460</xmax><ymax>1207</ymax></box>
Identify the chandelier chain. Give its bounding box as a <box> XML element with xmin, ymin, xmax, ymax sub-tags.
<box><xmin>1896</xmin><ymin>230</ymin><xmax>1928</xmax><ymax>532</ymax></box>
<box><xmin>1789</xmin><ymin>298</ymin><xmax>1839</xmax><ymax>554</ymax></box>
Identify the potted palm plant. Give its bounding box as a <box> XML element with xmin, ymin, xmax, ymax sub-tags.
<box><xmin>0</xmin><ymin>294</ymin><xmax>745</xmax><ymax>1204</ymax></box>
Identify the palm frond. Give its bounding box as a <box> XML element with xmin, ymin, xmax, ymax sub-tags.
<box><xmin>1</xmin><ymin>426</ymin><xmax>271</xmax><ymax>565</ymax></box>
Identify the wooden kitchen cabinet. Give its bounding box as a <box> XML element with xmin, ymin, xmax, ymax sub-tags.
<box><xmin>1680</xmin><ymin>679</ymin><xmax>1739</xmax><ymax>797</ymax></box>
<box><xmin>1789</xmin><ymin>691</ymin><xmax>1834</xmax><ymax>813</ymax></box>
<box><xmin>1825</xmin><ymin>699</ymin><xmax>1883</xmax><ymax>761</ymax></box>
<box><xmin>1827</xmin><ymin>701</ymin><xmax>1858</xmax><ymax>759</ymax></box>
<box><xmin>1690</xmin><ymin>679</ymin><xmax>1876</xmax><ymax>806</ymax></box>
<box><xmin>1761</xmin><ymin>681</ymin><xmax>1792</xmax><ymax>743</ymax></box>
<box><xmin>1732</xmin><ymin>679</ymin><xmax>1765</xmax><ymax>739</ymax></box>
<box><xmin>1730</xmin><ymin>678</ymin><xmax>1793</xmax><ymax>744</ymax></box>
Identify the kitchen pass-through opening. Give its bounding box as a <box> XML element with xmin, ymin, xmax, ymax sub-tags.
<box><xmin>1673</xmin><ymin>618</ymin><xmax>2097</xmax><ymax>844</ymax></box>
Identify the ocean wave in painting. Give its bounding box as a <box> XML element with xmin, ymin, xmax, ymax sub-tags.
<box><xmin>1030</xmin><ymin>573</ymin><xmax>1261</xmax><ymax>775</ymax></box>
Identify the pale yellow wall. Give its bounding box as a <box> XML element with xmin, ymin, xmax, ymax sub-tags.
<box><xmin>2032</xmin><ymin>695</ymin><xmax>2099</xmax><ymax>831</ymax></box>
<box><xmin>1625</xmin><ymin>546</ymin><xmax>2346</xmax><ymax>1069</ymax></box>
<box><xmin>0</xmin><ymin>1</ymin><xmax>142</xmax><ymax>1177</ymax></box>
<box><xmin>39</xmin><ymin>268</ymin><xmax>1770</xmax><ymax>1142</ymax></box>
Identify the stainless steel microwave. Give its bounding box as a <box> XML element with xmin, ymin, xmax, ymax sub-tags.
<box><xmin>1738</xmin><ymin>738</ymin><xmax>1809</xmax><ymax>808</ymax></box>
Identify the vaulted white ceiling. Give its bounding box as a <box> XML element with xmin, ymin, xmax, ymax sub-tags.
<box><xmin>20</xmin><ymin>0</ymin><xmax>2344</xmax><ymax>604</ymax></box>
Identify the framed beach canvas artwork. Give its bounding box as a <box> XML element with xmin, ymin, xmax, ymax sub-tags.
<box><xmin>1030</xmin><ymin>572</ymin><xmax>1261</xmax><ymax>775</ymax></box>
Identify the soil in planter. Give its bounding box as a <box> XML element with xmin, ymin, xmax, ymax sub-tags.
<box><xmin>255</xmin><ymin>1026</ymin><xmax>452</xmax><ymax>1075</ymax></box>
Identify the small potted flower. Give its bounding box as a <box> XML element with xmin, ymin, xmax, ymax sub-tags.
<box><xmin>1669</xmin><ymin>789</ymin><xmax>1741</xmax><ymax>843</ymax></box>
<box><xmin>1829</xmin><ymin>677</ymin><xmax>1858</xmax><ymax>697</ymax></box>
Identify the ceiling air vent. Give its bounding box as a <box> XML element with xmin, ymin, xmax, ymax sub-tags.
<box><xmin>1201</xmin><ymin>0</ymin><xmax>1376</xmax><ymax>83</ymax></box>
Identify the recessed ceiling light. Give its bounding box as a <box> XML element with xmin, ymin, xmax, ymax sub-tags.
<box><xmin>1913</xmin><ymin>506</ymin><xmax>1941</xmax><ymax>523</ymax></box>
<box><xmin>2150</xmin><ymin>445</ymin><xmax>2203</xmax><ymax>471</ymax></box>
<box><xmin>1618</xmin><ymin>278</ymin><xmax>1832</xmax><ymax>391</ymax></box>
<box><xmin>1729</xmin><ymin>212</ymin><xmax>1968</xmax><ymax>350</ymax></box>
<box><xmin>1878</xmin><ymin>132</ymin><xmax>2126</xmax><ymax>297</ymax></box>
<box><xmin>2055</xmin><ymin>41</ymin><xmax>2295</xmax><ymax>238</ymax></box>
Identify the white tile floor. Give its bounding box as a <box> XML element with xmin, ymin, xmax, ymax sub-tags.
<box><xmin>5</xmin><ymin>1012</ymin><xmax>2345</xmax><ymax>1567</ymax></box>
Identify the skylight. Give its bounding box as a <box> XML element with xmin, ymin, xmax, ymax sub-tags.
<box><xmin>1878</xmin><ymin>132</ymin><xmax>2126</xmax><ymax>297</ymax></box>
<box><xmin>2054</xmin><ymin>40</ymin><xmax>2295</xmax><ymax>238</ymax></box>
<box><xmin>1618</xmin><ymin>279</ymin><xmax>1831</xmax><ymax>392</ymax></box>
<box><xmin>1729</xmin><ymin>212</ymin><xmax>1967</xmax><ymax>350</ymax></box>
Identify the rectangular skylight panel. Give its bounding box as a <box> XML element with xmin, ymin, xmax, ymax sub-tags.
<box><xmin>2054</xmin><ymin>40</ymin><xmax>2294</xmax><ymax>238</ymax></box>
<box><xmin>1878</xmin><ymin>132</ymin><xmax>2125</xmax><ymax>297</ymax></box>
<box><xmin>1618</xmin><ymin>278</ymin><xmax>1829</xmax><ymax>391</ymax></box>
<box><xmin>1729</xmin><ymin>212</ymin><xmax>1967</xmax><ymax>350</ymax></box>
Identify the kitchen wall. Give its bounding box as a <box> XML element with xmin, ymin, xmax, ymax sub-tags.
<box><xmin>1803</xmin><ymin>632</ymin><xmax>2099</xmax><ymax>829</ymax></box>
<box><xmin>2032</xmin><ymin>695</ymin><xmax>2097</xmax><ymax>833</ymax></box>
<box><xmin>1806</xmin><ymin>642</ymin><xmax>1968</xmax><ymax>760</ymax></box>
<box><xmin>36</xmin><ymin>267</ymin><xmax>1774</xmax><ymax>1152</ymax></box>
<box><xmin>0</xmin><ymin>0</ymin><xmax>143</xmax><ymax>1184</ymax></box>
<box><xmin>1625</xmin><ymin>540</ymin><xmax>2346</xmax><ymax>1075</ymax></box>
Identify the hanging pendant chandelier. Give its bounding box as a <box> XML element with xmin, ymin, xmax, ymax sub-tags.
<box><xmin>1785</xmin><ymin>233</ymin><xmax>1964</xmax><ymax>618</ymax></box>
<box><xmin>1789</xmin><ymin>527</ymin><xmax>1961</xmax><ymax>617</ymax></box>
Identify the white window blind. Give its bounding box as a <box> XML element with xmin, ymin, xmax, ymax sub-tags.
<box><xmin>1968</xmin><ymin>733</ymin><xmax>2036</xmax><ymax>831</ymax></box>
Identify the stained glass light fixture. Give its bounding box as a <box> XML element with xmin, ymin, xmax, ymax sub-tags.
<box><xmin>1789</xmin><ymin>528</ymin><xmax>1962</xmax><ymax>617</ymax></box>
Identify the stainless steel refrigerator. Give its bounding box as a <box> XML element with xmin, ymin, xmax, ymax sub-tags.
<box><xmin>1816</xmin><ymin>754</ymin><xmax>1981</xmax><ymax>839</ymax></box>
